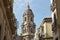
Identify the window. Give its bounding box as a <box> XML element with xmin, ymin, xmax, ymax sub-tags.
<box><xmin>31</xmin><ymin>28</ymin><xmax>33</xmax><ymax>33</ymax></box>
<box><xmin>53</xmin><ymin>14</ymin><xmax>57</xmax><ymax>27</ymax></box>
<box><xmin>42</xmin><ymin>27</ymin><xmax>44</xmax><ymax>36</ymax></box>
<box><xmin>54</xmin><ymin>14</ymin><xmax>56</xmax><ymax>25</ymax></box>
<box><xmin>42</xmin><ymin>28</ymin><xmax>44</xmax><ymax>33</ymax></box>
<box><xmin>25</xmin><ymin>28</ymin><xmax>26</xmax><ymax>33</ymax></box>
<box><xmin>23</xmin><ymin>30</ymin><xmax>24</xmax><ymax>33</ymax></box>
<box><xmin>31</xmin><ymin>17</ymin><xmax>33</xmax><ymax>21</ymax></box>
<box><xmin>4</xmin><ymin>36</ymin><xmax>6</xmax><ymax>40</ymax></box>
<box><xmin>55</xmin><ymin>38</ymin><xmax>58</xmax><ymax>40</ymax></box>
<box><xmin>24</xmin><ymin>17</ymin><xmax>26</xmax><ymax>21</ymax></box>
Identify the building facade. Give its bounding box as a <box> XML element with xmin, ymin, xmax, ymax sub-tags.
<box><xmin>51</xmin><ymin>0</ymin><xmax>60</xmax><ymax>40</ymax></box>
<box><xmin>34</xmin><ymin>28</ymin><xmax>40</xmax><ymax>40</ymax></box>
<box><xmin>21</xmin><ymin>5</ymin><xmax>36</xmax><ymax>40</ymax></box>
<box><xmin>0</xmin><ymin>0</ymin><xmax>17</xmax><ymax>40</ymax></box>
<box><xmin>40</xmin><ymin>18</ymin><xmax>53</xmax><ymax>40</ymax></box>
<box><xmin>56</xmin><ymin>0</ymin><xmax>60</xmax><ymax>40</ymax></box>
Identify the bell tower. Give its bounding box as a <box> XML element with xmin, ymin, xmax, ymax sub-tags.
<box><xmin>21</xmin><ymin>4</ymin><xmax>36</xmax><ymax>40</ymax></box>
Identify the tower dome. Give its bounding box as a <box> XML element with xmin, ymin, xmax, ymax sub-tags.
<box><xmin>23</xmin><ymin>4</ymin><xmax>34</xmax><ymax>17</ymax></box>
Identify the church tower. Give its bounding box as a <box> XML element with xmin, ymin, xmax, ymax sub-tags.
<box><xmin>21</xmin><ymin>4</ymin><xmax>36</xmax><ymax>40</ymax></box>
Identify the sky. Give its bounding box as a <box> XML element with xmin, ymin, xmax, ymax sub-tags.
<box><xmin>13</xmin><ymin>0</ymin><xmax>51</xmax><ymax>35</ymax></box>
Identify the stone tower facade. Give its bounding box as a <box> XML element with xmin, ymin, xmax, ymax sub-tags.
<box><xmin>21</xmin><ymin>5</ymin><xmax>36</xmax><ymax>40</ymax></box>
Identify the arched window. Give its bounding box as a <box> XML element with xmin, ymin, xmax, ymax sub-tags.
<box><xmin>31</xmin><ymin>17</ymin><xmax>33</xmax><ymax>21</ymax></box>
<box><xmin>53</xmin><ymin>14</ymin><xmax>57</xmax><ymax>27</ymax></box>
<box><xmin>22</xmin><ymin>29</ymin><xmax>24</xmax><ymax>33</ymax></box>
<box><xmin>25</xmin><ymin>28</ymin><xmax>26</xmax><ymax>33</ymax></box>
<box><xmin>24</xmin><ymin>17</ymin><xmax>26</xmax><ymax>21</ymax></box>
<box><xmin>31</xmin><ymin>28</ymin><xmax>33</xmax><ymax>33</ymax></box>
